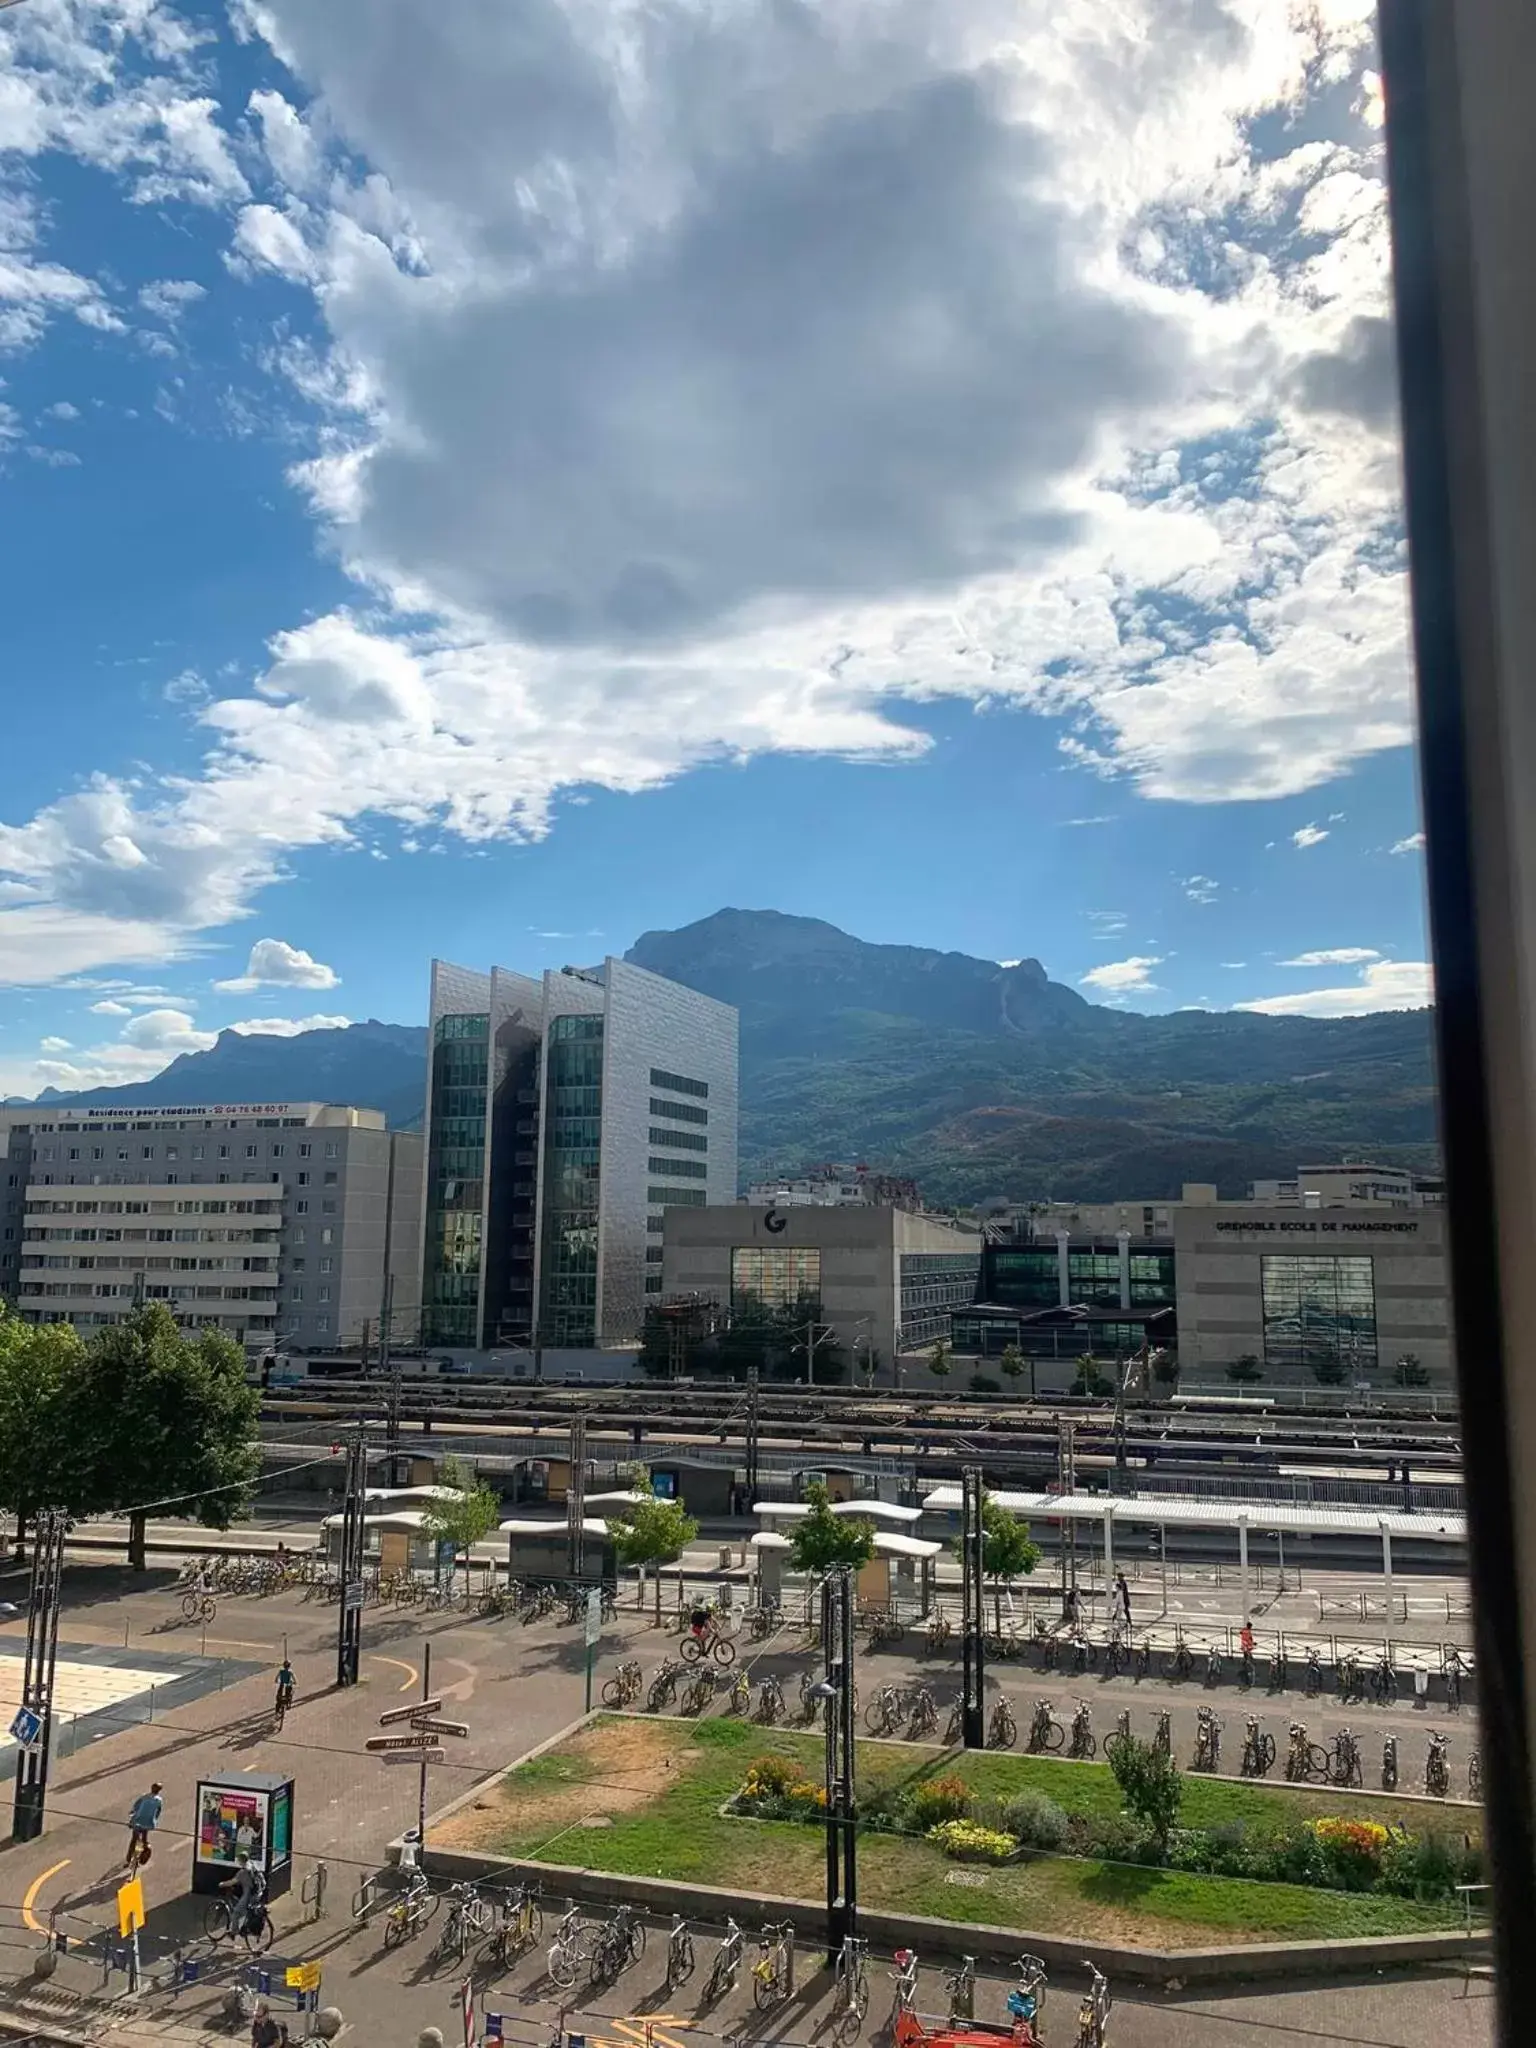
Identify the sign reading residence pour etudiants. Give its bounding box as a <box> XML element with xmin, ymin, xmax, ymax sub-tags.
<box><xmin>1211</xmin><ymin>1217</ymin><xmax>1423</xmax><ymax>1236</ymax></box>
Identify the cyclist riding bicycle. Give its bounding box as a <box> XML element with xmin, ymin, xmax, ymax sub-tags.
<box><xmin>126</xmin><ymin>1782</ymin><xmax>163</xmax><ymax>1867</ymax></box>
<box><xmin>223</xmin><ymin>1852</ymin><xmax>269</xmax><ymax>1939</ymax></box>
<box><xmin>274</xmin><ymin>1659</ymin><xmax>296</xmax><ymax>1715</ymax></box>
<box><xmin>688</xmin><ymin>1599</ymin><xmax>713</xmax><ymax>1646</ymax></box>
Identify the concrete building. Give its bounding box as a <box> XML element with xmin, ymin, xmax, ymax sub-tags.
<box><xmin>981</xmin><ymin>1186</ymin><xmax>1217</xmax><ymax>1240</ymax></box>
<box><xmin>1173</xmin><ymin>1201</ymin><xmax>1453</xmax><ymax>1385</ymax></box>
<box><xmin>1248</xmin><ymin>1162</ymin><xmax>1443</xmax><ymax>1208</ymax></box>
<box><xmin>744</xmin><ymin>1165</ymin><xmax>922</xmax><ymax>1210</ymax></box>
<box><xmin>0</xmin><ymin>1103</ymin><xmax>421</xmax><ymax>1354</ymax></box>
<box><xmin>422</xmin><ymin>956</ymin><xmax>738</xmax><ymax>1353</ymax></box>
<box><xmin>661</xmin><ymin>1201</ymin><xmax>981</xmax><ymax>1366</ymax></box>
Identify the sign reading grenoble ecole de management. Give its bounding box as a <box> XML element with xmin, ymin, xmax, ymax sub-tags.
<box><xmin>1211</xmin><ymin>1216</ymin><xmax>1423</xmax><ymax>1236</ymax></box>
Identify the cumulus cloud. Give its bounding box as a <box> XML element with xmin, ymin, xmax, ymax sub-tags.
<box><xmin>119</xmin><ymin>1007</ymin><xmax>217</xmax><ymax>1053</ymax></box>
<box><xmin>39</xmin><ymin>1035</ymin><xmax>71</xmax><ymax>1053</ymax></box>
<box><xmin>1292</xmin><ymin>823</ymin><xmax>1330</xmax><ymax>848</ymax></box>
<box><xmin>1182</xmin><ymin>875</ymin><xmax>1218</xmax><ymax>905</ymax></box>
<box><xmin>1237</xmin><ymin>958</ymin><xmax>1433</xmax><ymax>1017</ymax></box>
<box><xmin>1391</xmin><ymin>831</ymin><xmax>1425</xmax><ymax>854</ymax></box>
<box><xmin>0</xmin><ymin>0</ymin><xmax>1420</xmax><ymax>975</ymax></box>
<box><xmin>138</xmin><ymin>277</ymin><xmax>207</xmax><ymax>322</ymax></box>
<box><xmin>1280</xmin><ymin>946</ymin><xmax>1381</xmax><ymax>967</ymax></box>
<box><xmin>214</xmin><ymin>937</ymin><xmax>340</xmax><ymax>993</ymax></box>
<box><xmin>1080</xmin><ymin>955</ymin><xmax>1162</xmax><ymax>995</ymax></box>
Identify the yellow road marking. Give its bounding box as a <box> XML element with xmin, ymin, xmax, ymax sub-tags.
<box><xmin>614</xmin><ymin>2015</ymin><xmax>690</xmax><ymax>2048</ymax></box>
<box><xmin>368</xmin><ymin>1655</ymin><xmax>418</xmax><ymax>1694</ymax></box>
<box><xmin>22</xmin><ymin>1859</ymin><xmax>71</xmax><ymax>1933</ymax></box>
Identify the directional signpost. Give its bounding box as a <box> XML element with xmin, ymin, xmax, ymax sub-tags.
<box><xmin>371</xmin><ymin>1642</ymin><xmax>472</xmax><ymax>1851</ymax></box>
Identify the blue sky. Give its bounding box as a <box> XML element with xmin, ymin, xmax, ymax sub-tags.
<box><xmin>0</xmin><ymin>0</ymin><xmax>1428</xmax><ymax>1096</ymax></box>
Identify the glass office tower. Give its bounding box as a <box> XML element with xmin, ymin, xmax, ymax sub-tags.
<box><xmin>421</xmin><ymin>956</ymin><xmax>737</xmax><ymax>1350</ymax></box>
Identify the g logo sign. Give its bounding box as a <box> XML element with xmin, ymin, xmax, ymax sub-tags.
<box><xmin>764</xmin><ymin>1205</ymin><xmax>788</xmax><ymax>1234</ymax></box>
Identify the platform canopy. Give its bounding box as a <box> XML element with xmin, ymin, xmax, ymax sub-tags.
<box><xmin>362</xmin><ymin>1485</ymin><xmax>465</xmax><ymax>1507</ymax></box>
<box><xmin>752</xmin><ymin>1498</ymin><xmax>922</xmax><ymax>1524</ymax></box>
<box><xmin>499</xmin><ymin>1516</ymin><xmax>612</xmax><ymax>1537</ymax></box>
<box><xmin>919</xmin><ymin>1485</ymin><xmax>1465</xmax><ymax>1544</ymax></box>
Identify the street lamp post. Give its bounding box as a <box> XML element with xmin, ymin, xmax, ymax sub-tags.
<box><xmin>811</xmin><ymin>1567</ymin><xmax>857</xmax><ymax>1959</ymax></box>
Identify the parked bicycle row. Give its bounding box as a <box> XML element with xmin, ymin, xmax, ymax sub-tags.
<box><xmin>350</xmin><ymin>1878</ymin><xmax>1110</xmax><ymax>2045</ymax></box>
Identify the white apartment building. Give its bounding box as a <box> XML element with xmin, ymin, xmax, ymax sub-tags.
<box><xmin>0</xmin><ymin>1102</ymin><xmax>421</xmax><ymax>1354</ymax></box>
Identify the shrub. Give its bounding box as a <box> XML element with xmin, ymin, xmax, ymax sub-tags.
<box><xmin>1085</xmin><ymin>1812</ymin><xmax>1145</xmax><ymax>1864</ymax></box>
<box><xmin>1107</xmin><ymin>1734</ymin><xmax>1182</xmax><ymax>1846</ymax></box>
<box><xmin>969</xmin><ymin>1372</ymin><xmax>1001</xmax><ymax>1394</ymax></box>
<box><xmin>927</xmin><ymin>1819</ymin><xmax>1018</xmax><ymax>1863</ymax></box>
<box><xmin>860</xmin><ymin>1782</ymin><xmax>908</xmax><ymax>1834</ymax></box>
<box><xmin>1379</xmin><ymin>1829</ymin><xmax>1480</xmax><ymax>1900</ymax></box>
<box><xmin>1311</xmin><ymin>1816</ymin><xmax>1388</xmax><ymax>1892</ymax></box>
<box><xmin>742</xmin><ymin>1755</ymin><xmax>799</xmax><ymax>1798</ymax></box>
<box><xmin>907</xmin><ymin>1773</ymin><xmax>972</xmax><ymax>1830</ymax></box>
<box><xmin>998</xmin><ymin>1790</ymin><xmax>1069</xmax><ymax>1851</ymax></box>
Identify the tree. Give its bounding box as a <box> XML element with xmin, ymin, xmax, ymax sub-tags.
<box><xmin>981</xmin><ymin>1495</ymin><xmax>1041</xmax><ymax>1608</ymax></box>
<box><xmin>927</xmin><ymin>1340</ymin><xmax>952</xmax><ymax>1385</ymax></box>
<box><xmin>1393</xmin><ymin>1352</ymin><xmax>1431</xmax><ymax>1388</ymax></box>
<box><xmin>420</xmin><ymin>1455</ymin><xmax>501</xmax><ymax>1586</ymax></box>
<box><xmin>787</xmin><ymin>1482</ymin><xmax>875</xmax><ymax>1577</ymax></box>
<box><xmin>1107</xmin><ymin>1734</ymin><xmax>1182</xmax><ymax>1851</ymax></box>
<box><xmin>608</xmin><ymin>1494</ymin><xmax>699</xmax><ymax>1622</ymax></box>
<box><xmin>1150</xmin><ymin>1348</ymin><xmax>1180</xmax><ymax>1394</ymax></box>
<box><xmin>68</xmin><ymin>1304</ymin><xmax>260</xmax><ymax>1571</ymax></box>
<box><xmin>1072</xmin><ymin>1353</ymin><xmax>1113</xmax><ymax>1399</ymax></box>
<box><xmin>1310</xmin><ymin>1354</ymin><xmax>1348</xmax><ymax>1387</ymax></box>
<box><xmin>998</xmin><ymin>1343</ymin><xmax>1025</xmax><ymax>1393</ymax></box>
<box><xmin>0</xmin><ymin>1310</ymin><xmax>86</xmax><ymax>1550</ymax></box>
<box><xmin>1225</xmin><ymin>1354</ymin><xmax>1263</xmax><ymax>1384</ymax></box>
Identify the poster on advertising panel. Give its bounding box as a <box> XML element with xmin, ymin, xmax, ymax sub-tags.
<box><xmin>196</xmin><ymin>1784</ymin><xmax>270</xmax><ymax>1867</ymax></box>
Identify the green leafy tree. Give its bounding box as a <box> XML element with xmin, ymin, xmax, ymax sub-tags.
<box><xmin>68</xmin><ymin>1303</ymin><xmax>260</xmax><ymax>1571</ymax></box>
<box><xmin>998</xmin><ymin>1343</ymin><xmax>1025</xmax><ymax>1392</ymax></box>
<box><xmin>1150</xmin><ymin>1348</ymin><xmax>1180</xmax><ymax>1393</ymax></box>
<box><xmin>1393</xmin><ymin>1353</ymin><xmax>1431</xmax><ymax>1388</ymax></box>
<box><xmin>1072</xmin><ymin>1353</ymin><xmax>1114</xmax><ymax>1398</ymax></box>
<box><xmin>0</xmin><ymin>1309</ymin><xmax>87</xmax><ymax>1549</ymax></box>
<box><xmin>420</xmin><ymin>1455</ymin><xmax>502</xmax><ymax>1586</ymax></box>
<box><xmin>1310</xmin><ymin>1354</ymin><xmax>1348</xmax><ymax>1387</ymax></box>
<box><xmin>608</xmin><ymin>1494</ymin><xmax>699</xmax><ymax>1622</ymax></box>
<box><xmin>1225</xmin><ymin>1354</ymin><xmax>1263</xmax><ymax>1384</ymax></box>
<box><xmin>927</xmin><ymin>1339</ymin><xmax>952</xmax><ymax>1385</ymax></box>
<box><xmin>981</xmin><ymin>1493</ymin><xmax>1041</xmax><ymax>1629</ymax></box>
<box><xmin>1107</xmin><ymin>1734</ymin><xmax>1182</xmax><ymax>1850</ymax></box>
<box><xmin>787</xmin><ymin>1481</ymin><xmax>875</xmax><ymax>1577</ymax></box>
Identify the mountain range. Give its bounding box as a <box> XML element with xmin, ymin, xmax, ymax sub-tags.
<box><xmin>9</xmin><ymin>910</ymin><xmax>1438</xmax><ymax>1203</ymax></box>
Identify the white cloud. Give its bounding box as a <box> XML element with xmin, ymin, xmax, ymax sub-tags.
<box><xmin>214</xmin><ymin>936</ymin><xmax>340</xmax><ymax>993</ymax></box>
<box><xmin>1391</xmin><ymin>831</ymin><xmax>1425</xmax><ymax>855</ymax></box>
<box><xmin>39</xmin><ymin>1035</ymin><xmax>71</xmax><ymax>1053</ymax></box>
<box><xmin>1080</xmin><ymin>955</ymin><xmax>1162</xmax><ymax>994</ymax></box>
<box><xmin>1236</xmin><ymin>958</ymin><xmax>1433</xmax><ymax>1017</ymax></box>
<box><xmin>43</xmin><ymin>400</ymin><xmax>79</xmax><ymax>420</ymax></box>
<box><xmin>0</xmin><ymin>0</ymin><xmax>1418</xmax><ymax>975</ymax></box>
<box><xmin>119</xmin><ymin>1007</ymin><xmax>216</xmax><ymax>1053</ymax></box>
<box><xmin>1065</xmin><ymin>816</ymin><xmax>1112</xmax><ymax>827</ymax></box>
<box><xmin>1292</xmin><ymin>823</ymin><xmax>1330</xmax><ymax>848</ymax></box>
<box><xmin>0</xmin><ymin>905</ymin><xmax>183</xmax><ymax>987</ymax></box>
<box><xmin>225</xmin><ymin>1013</ymin><xmax>350</xmax><ymax>1037</ymax></box>
<box><xmin>1220</xmin><ymin>961</ymin><xmax>1247</xmax><ymax>969</ymax></box>
<box><xmin>1280</xmin><ymin>946</ymin><xmax>1381</xmax><ymax>967</ymax></box>
<box><xmin>138</xmin><ymin>277</ymin><xmax>207</xmax><ymax>322</ymax></box>
<box><xmin>1182</xmin><ymin>874</ymin><xmax>1218</xmax><ymax>905</ymax></box>
<box><xmin>88</xmin><ymin>999</ymin><xmax>133</xmax><ymax>1017</ymax></box>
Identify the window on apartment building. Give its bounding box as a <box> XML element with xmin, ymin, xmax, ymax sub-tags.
<box><xmin>315</xmin><ymin>1318</ymin><xmax>329</xmax><ymax>1334</ymax></box>
<box><xmin>271</xmin><ymin>1144</ymin><xmax>284</xmax><ymax>1158</ymax></box>
<box><xmin>323</xmin><ymin>1171</ymin><xmax>337</xmax><ymax>1184</ymax></box>
<box><xmin>650</xmin><ymin>1068</ymin><xmax>709</xmax><ymax>1099</ymax></box>
<box><xmin>245</xmin><ymin>1145</ymin><xmax>258</xmax><ymax>1158</ymax></box>
<box><xmin>298</xmin><ymin>1143</ymin><xmax>311</xmax><ymax>1157</ymax></box>
<box><xmin>318</xmin><ymin>1286</ymin><xmax>330</xmax><ymax>1303</ymax></box>
<box><xmin>321</xmin><ymin>1228</ymin><xmax>333</xmax><ymax>1245</ymax></box>
<box><xmin>322</xmin><ymin>1200</ymin><xmax>336</xmax><ymax>1213</ymax></box>
<box><xmin>325</xmin><ymin>1142</ymin><xmax>339</xmax><ymax>1158</ymax></box>
<box><xmin>319</xmin><ymin>1257</ymin><xmax>332</xmax><ymax>1273</ymax></box>
<box><xmin>295</xmin><ymin>1201</ymin><xmax>307</xmax><ymax>1215</ymax></box>
<box><xmin>296</xmin><ymin>1172</ymin><xmax>309</xmax><ymax>1185</ymax></box>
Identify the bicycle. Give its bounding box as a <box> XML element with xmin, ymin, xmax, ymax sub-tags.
<box><xmin>1104</xmin><ymin>1633</ymin><xmax>1129</xmax><ymax>1679</ymax></box>
<box><xmin>1068</xmin><ymin>1699</ymin><xmax>1095</xmax><ymax>1760</ymax></box>
<box><xmin>1370</xmin><ymin>1653</ymin><xmax>1398</xmax><ymax>1706</ymax></box>
<box><xmin>182</xmin><ymin>1589</ymin><xmax>216</xmax><ymax>1625</ymax></box>
<box><xmin>1028</xmin><ymin>1698</ymin><xmax>1063</xmax><ymax>1753</ymax></box>
<box><xmin>1303</xmin><ymin>1647</ymin><xmax>1324</xmax><ymax>1697</ymax></box>
<box><xmin>273</xmin><ymin>1683</ymin><xmax>295</xmax><ymax>1733</ymax></box>
<box><xmin>646</xmin><ymin>1661</ymin><xmax>683</xmax><ymax>1711</ymax></box>
<box><xmin>1104</xmin><ymin>1710</ymin><xmax>1133</xmax><ymax>1767</ymax></box>
<box><xmin>434</xmin><ymin>1882</ymin><xmax>493</xmax><ymax>1963</ymax></box>
<box><xmin>681</xmin><ymin>1627</ymin><xmax>737</xmax><ymax>1668</ymax></box>
<box><xmin>1007</xmin><ymin>1955</ymin><xmax>1047</xmax><ymax>2044</ymax></box>
<box><xmin>491</xmin><ymin>1884</ymin><xmax>542</xmax><ymax>1968</ymax></box>
<box><xmin>1444</xmin><ymin>1646</ymin><xmax>1466</xmax><ymax>1713</ymax></box>
<box><xmin>866</xmin><ymin>1607</ymin><xmax>906</xmax><ymax>1649</ymax></box>
<box><xmin>1267</xmin><ymin>1648</ymin><xmax>1288</xmax><ymax>1693</ymax></box>
<box><xmin>681</xmin><ymin>1668</ymin><xmax>718</xmax><ymax>1716</ymax></box>
<box><xmin>908</xmin><ymin>1684</ymin><xmax>939</xmax><ymax>1739</ymax></box>
<box><xmin>1192</xmin><ymin>1706</ymin><xmax>1222</xmax><ymax>1772</ymax></box>
<box><xmin>1329</xmin><ymin>1727</ymin><xmax>1363</xmax><ymax>1788</ymax></box>
<box><xmin>1337</xmin><ymin>1653</ymin><xmax>1363</xmax><ymax>1706</ymax></box>
<box><xmin>1382</xmin><ymin>1733</ymin><xmax>1399</xmax><ymax>1793</ymax></box>
<box><xmin>382</xmin><ymin>1875</ymin><xmax>440</xmax><ymax>1950</ymax></box>
<box><xmin>547</xmin><ymin>1905</ymin><xmax>597</xmax><ymax>1989</ymax></box>
<box><xmin>1204</xmin><ymin>1644</ymin><xmax>1223</xmax><ymax>1688</ymax></box>
<box><xmin>705</xmin><ymin>1917</ymin><xmax>744</xmax><ymax>2001</ymax></box>
<box><xmin>665</xmin><ymin>1915</ymin><xmax>696</xmax><ymax>1990</ymax></box>
<box><xmin>988</xmin><ymin>1695</ymin><xmax>1018</xmax><ymax>1749</ymax></box>
<box><xmin>1038</xmin><ymin>1629</ymin><xmax>1061</xmax><ymax>1673</ymax></box>
<box><xmin>728</xmin><ymin>1671</ymin><xmax>752</xmax><ymax>1716</ymax></box>
<box><xmin>1286</xmin><ymin>1721</ymin><xmax>1329</xmax><ymax>1783</ymax></box>
<box><xmin>833</xmin><ymin>1934</ymin><xmax>870</xmax><ymax>2028</ymax></box>
<box><xmin>1132</xmin><ymin>1639</ymin><xmax>1152</xmax><ymax>1682</ymax></box>
<box><xmin>1240</xmin><ymin>1716</ymin><xmax>1275</xmax><ymax>1778</ymax></box>
<box><xmin>1075</xmin><ymin>1959</ymin><xmax>1112</xmax><ymax>2048</ymax></box>
<box><xmin>747</xmin><ymin>1600</ymin><xmax>781</xmax><ymax>1642</ymax></box>
<box><xmin>1469</xmin><ymin>1747</ymin><xmax>1482</xmax><ymax>1800</ymax></box>
<box><xmin>1237</xmin><ymin>1650</ymin><xmax>1255</xmax><ymax>1691</ymax></box>
<box><xmin>203</xmin><ymin>1892</ymin><xmax>276</xmax><ymax>1954</ymax></box>
<box><xmin>756</xmin><ymin>1673</ymin><xmax>786</xmax><ymax>1723</ymax></box>
<box><xmin>601</xmin><ymin>1660</ymin><xmax>644</xmax><ymax>1709</ymax></box>
<box><xmin>944</xmin><ymin>1699</ymin><xmax>964</xmax><ymax>1744</ymax></box>
<box><xmin>1425</xmin><ymin>1731</ymin><xmax>1450</xmax><ymax>1798</ymax></box>
<box><xmin>926</xmin><ymin>1611</ymin><xmax>953</xmax><ymax>1652</ymax></box>
<box><xmin>1171</xmin><ymin>1636</ymin><xmax>1194</xmax><ymax>1682</ymax></box>
<box><xmin>751</xmin><ymin>1921</ymin><xmax>794</xmax><ymax>2008</ymax></box>
<box><xmin>889</xmin><ymin>1945</ymin><xmax>918</xmax><ymax>2015</ymax></box>
<box><xmin>1152</xmin><ymin>1709</ymin><xmax>1171</xmax><ymax>1759</ymax></box>
<box><xmin>865</xmin><ymin>1684</ymin><xmax>908</xmax><ymax>1736</ymax></box>
<box><xmin>944</xmin><ymin>1954</ymin><xmax>976</xmax><ymax>2023</ymax></box>
<box><xmin>1070</xmin><ymin>1631</ymin><xmax>1094</xmax><ymax>1676</ymax></box>
<box><xmin>588</xmin><ymin>1903</ymin><xmax>645</xmax><ymax>1985</ymax></box>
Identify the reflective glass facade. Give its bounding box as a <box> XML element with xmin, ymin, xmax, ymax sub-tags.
<box><xmin>1261</xmin><ymin>1253</ymin><xmax>1378</xmax><ymax>1374</ymax></box>
<box><xmin>538</xmin><ymin>1014</ymin><xmax>604</xmax><ymax>1347</ymax></box>
<box><xmin>899</xmin><ymin>1250</ymin><xmax>982</xmax><ymax>1347</ymax></box>
<box><xmin>421</xmin><ymin>1011</ymin><xmax>488</xmax><ymax>1343</ymax></box>
<box><xmin>982</xmin><ymin>1247</ymin><xmax>1059</xmax><ymax>1306</ymax></box>
<box><xmin>1130</xmin><ymin>1250</ymin><xmax>1176</xmax><ymax>1304</ymax></box>
<box><xmin>731</xmin><ymin>1245</ymin><xmax>822</xmax><ymax>1310</ymax></box>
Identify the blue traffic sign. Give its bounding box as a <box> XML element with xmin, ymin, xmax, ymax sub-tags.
<box><xmin>10</xmin><ymin>1706</ymin><xmax>42</xmax><ymax>1748</ymax></box>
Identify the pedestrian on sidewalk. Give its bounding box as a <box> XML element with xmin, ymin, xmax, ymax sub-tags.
<box><xmin>126</xmin><ymin>1782</ymin><xmax>162</xmax><ymax>1867</ymax></box>
<box><xmin>1115</xmin><ymin>1572</ymin><xmax>1132</xmax><ymax>1632</ymax></box>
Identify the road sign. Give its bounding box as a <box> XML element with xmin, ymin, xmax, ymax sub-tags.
<box><xmin>285</xmin><ymin>1964</ymin><xmax>322</xmax><ymax>1991</ymax></box>
<box><xmin>585</xmin><ymin>1587</ymin><xmax>603</xmax><ymax>1647</ymax></box>
<box><xmin>366</xmin><ymin>1732</ymin><xmax>442</xmax><ymax>1752</ymax></box>
<box><xmin>116</xmin><ymin>1876</ymin><xmax>146</xmax><ymax>1938</ymax></box>
<box><xmin>9</xmin><ymin>1705</ymin><xmax>41</xmax><ymax>1749</ymax></box>
<box><xmin>378</xmin><ymin>1698</ymin><xmax>443</xmax><ymax>1725</ymax></box>
<box><xmin>343</xmin><ymin>1581</ymin><xmax>365</xmax><ymax>1613</ymax></box>
<box><xmin>411</xmin><ymin>1717</ymin><xmax>468</xmax><ymax>1740</ymax></box>
<box><xmin>381</xmin><ymin>1747</ymin><xmax>445</xmax><ymax>1766</ymax></box>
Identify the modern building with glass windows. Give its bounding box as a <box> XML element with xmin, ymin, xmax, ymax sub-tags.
<box><xmin>661</xmin><ymin>1201</ymin><xmax>981</xmax><ymax>1372</ymax></box>
<box><xmin>421</xmin><ymin>956</ymin><xmax>738</xmax><ymax>1352</ymax></box>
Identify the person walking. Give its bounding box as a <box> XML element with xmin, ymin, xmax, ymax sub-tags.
<box><xmin>1115</xmin><ymin>1572</ymin><xmax>1132</xmax><ymax>1633</ymax></box>
<box><xmin>126</xmin><ymin>1782</ymin><xmax>163</xmax><ymax>1867</ymax></box>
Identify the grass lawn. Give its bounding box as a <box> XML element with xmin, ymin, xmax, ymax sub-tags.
<box><xmin>436</xmin><ymin>1716</ymin><xmax>1476</xmax><ymax>1949</ymax></box>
